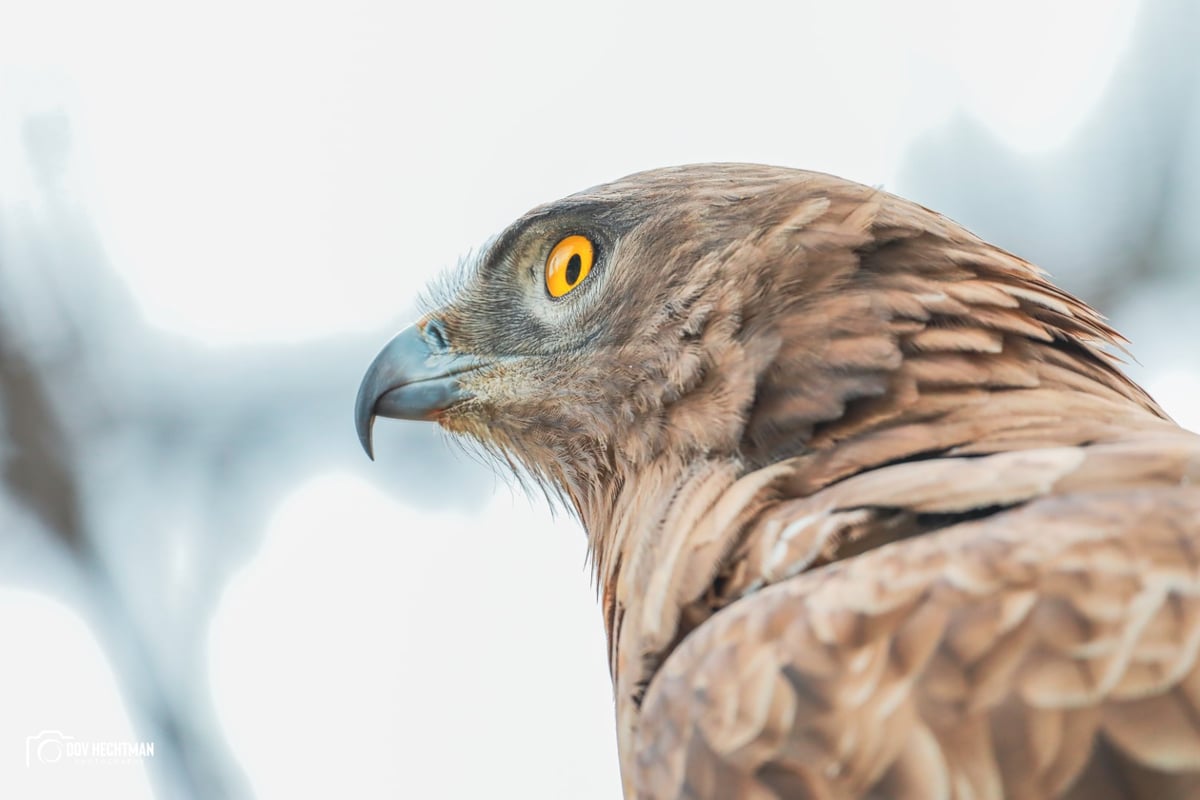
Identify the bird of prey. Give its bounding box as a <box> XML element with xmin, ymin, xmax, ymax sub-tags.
<box><xmin>356</xmin><ymin>164</ymin><xmax>1200</xmax><ymax>799</ymax></box>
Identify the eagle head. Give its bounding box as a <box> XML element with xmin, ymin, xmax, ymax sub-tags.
<box><xmin>356</xmin><ymin>165</ymin><xmax>860</xmax><ymax>510</ymax></box>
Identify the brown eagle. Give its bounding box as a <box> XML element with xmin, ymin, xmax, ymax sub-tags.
<box><xmin>356</xmin><ymin>164</ymin><xmax>1200</xmax><ymax>799</ymax></box>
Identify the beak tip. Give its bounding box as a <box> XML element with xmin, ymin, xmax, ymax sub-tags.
<box><xmin>354</xmin><ymin>383</ymin><xmax>379</xmax><ymax>461</ymax></box>
<box><xmin>356</xmin><ymin>418</ymin><xmax>377</xmax><ymax>460</ymax></box>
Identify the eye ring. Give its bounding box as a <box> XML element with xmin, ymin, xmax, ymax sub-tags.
<box><xmin>545</xmin><ymin>235</ymin><xmax>595</xmax><ymax>298</ymax></box>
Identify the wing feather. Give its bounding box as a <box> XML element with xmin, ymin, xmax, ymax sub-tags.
<box><xmin>635</xmin><ymin>475</ymin><xmax>1200</xmax><ymax>799</ymax></box>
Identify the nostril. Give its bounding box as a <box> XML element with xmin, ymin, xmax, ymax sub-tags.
<box><xmin>422</xmin><ymin>318</ymin><xmax>451</xmax><ymax>352</ymax></box>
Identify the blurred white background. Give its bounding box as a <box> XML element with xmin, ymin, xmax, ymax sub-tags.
<box><xmin>1</xmin><ymin>0</ymin><xmax>1197</xmax><ymax>797</ymax></box>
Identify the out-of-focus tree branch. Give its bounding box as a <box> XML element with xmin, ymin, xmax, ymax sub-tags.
<box><xmin>0</xmin><ymin>105</ymin><xmax>491</xmax><ymax>799</ymax></box>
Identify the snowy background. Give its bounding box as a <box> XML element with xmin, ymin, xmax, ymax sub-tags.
<box><xmin>1</xmin><ymin>0</ymin><xmax>1197</xmax><ymax>797</ymax></box>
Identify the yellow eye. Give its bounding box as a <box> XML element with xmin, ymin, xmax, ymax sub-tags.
<box><xmin>545</xmin><ymin>235</ymin><xmax>594</xmax><ymax>298</ymax></box>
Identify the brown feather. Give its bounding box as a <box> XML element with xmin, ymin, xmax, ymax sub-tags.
<box><xmin>394</xmin><ymin>164</ymin><xmax>1200</xmax><ymax>798</ymax></box>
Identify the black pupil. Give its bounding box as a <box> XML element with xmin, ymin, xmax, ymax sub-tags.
<box><xmin>565</xmin><ymin>253</ymin><xmax>582</xmax><ymax>285</ymax></box>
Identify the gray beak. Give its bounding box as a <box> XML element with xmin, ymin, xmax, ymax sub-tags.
<box><xmin>354</xmin><ymin>320</ymin><xmax>482</xmax><ymax>459</ymax></box>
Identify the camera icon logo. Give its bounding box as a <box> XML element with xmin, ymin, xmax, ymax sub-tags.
<box><xmin>26</xmin><ymin>731</ymin><xmax>74</xmax><ymax>766</ymax></box>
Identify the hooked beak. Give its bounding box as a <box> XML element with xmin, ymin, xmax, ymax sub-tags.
<box><xmin>355</xmin><ymin>320</ymin><xmax>482</xmax><ymax>459</ymax></box>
